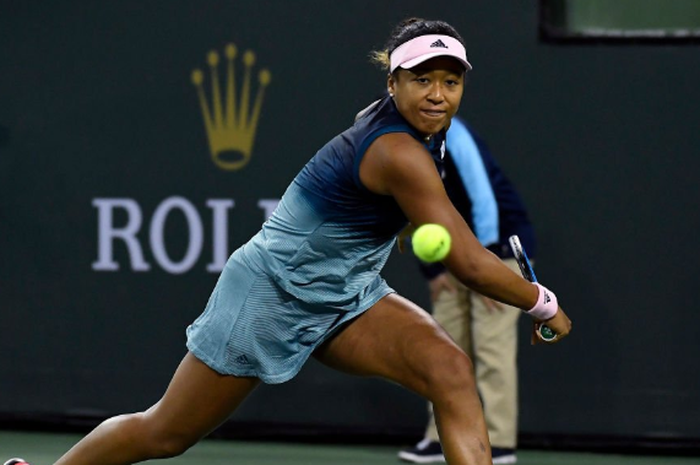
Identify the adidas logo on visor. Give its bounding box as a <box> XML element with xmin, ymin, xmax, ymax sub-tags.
<box><xmin>430</xmin><ymin>39</ymin><xmax>448</xmax><ymax>48</ymax></box>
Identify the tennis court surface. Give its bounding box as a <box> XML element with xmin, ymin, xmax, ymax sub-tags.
<box><xmin>2</xmin><ymin>431</ymin><xmax>698</xmax><ymax>465</ymax></box>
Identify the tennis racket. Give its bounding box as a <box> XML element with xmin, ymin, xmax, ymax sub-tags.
<box><xmin>508</xmin><ymin>235</ymin><xmax>557</xmax><ymax>342</ymax></box>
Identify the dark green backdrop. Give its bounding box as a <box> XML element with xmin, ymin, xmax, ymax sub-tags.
<box><xmin>1</xmin><ymin>0</ymin><xmax>699</xmax><ymax>446</ymax></box>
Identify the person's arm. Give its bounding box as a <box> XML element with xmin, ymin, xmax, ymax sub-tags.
<box><xmin>360</xmin><ymin>132</ymin><xmax>571</xmax><ymax>337</ymax></box>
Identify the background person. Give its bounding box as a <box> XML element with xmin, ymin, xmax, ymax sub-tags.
<box><xmin>399</xmin><ymin>115</ymin><xmax>535</xmax><ymax>465</ymax></box>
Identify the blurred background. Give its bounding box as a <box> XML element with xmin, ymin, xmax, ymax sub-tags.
<box><xmin>1</xmin><ymin>0</ymin><xmax>699</xmax><ymax>457</ymax></box>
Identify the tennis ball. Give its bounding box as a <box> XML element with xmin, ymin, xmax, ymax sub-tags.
<box><xmin>412</xmin><ymin>224</ymin><xmax>452</xmax><ymax>263</ymax></box>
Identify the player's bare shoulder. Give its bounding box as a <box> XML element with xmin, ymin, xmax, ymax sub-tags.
<box><xmin>371</xmin><ymin>132</ymin><xmax>426</xmax><ymax>162</ymax></box>
<box><xmin>361</xmin><ymin>133</ymin><xmax>434</xmax><ymax>195</ymax></box>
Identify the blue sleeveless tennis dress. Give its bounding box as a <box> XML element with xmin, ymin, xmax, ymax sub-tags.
<box><xmin>186</xmin><ymin>96</ymin><xmax>446</xmax><ymax>383</ymax></box>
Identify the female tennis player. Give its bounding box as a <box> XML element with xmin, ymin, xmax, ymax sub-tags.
<box><xmin>7</xmin><ymin>17</ymin><xmax>571</xmax><ymax>465</ymax></box>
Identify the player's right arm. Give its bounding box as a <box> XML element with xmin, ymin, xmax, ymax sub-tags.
<box><xmin>360</xmin><ymin>132</ymin><xmax>572</xmax><ymax>340</ymax></box>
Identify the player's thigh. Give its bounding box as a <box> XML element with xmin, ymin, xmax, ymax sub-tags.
<box><xmin>314</xmin><ymin>293</ymin><xmax>473</xmax><ymax>398</ymax></box>
<box><xmin>144</xmin><ymin>352</ymin><xmax>260</xmax><ymax>443</ymax></box>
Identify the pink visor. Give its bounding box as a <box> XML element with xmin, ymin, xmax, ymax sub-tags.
<box><xmin>389</xmin><ymin>34</ymin><xmax>472</xmax><ymax>73</ymax></box>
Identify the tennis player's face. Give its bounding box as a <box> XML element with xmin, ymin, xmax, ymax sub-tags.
<box><xmin>389</xmin><ymin>57</ymin><xmax>465</xmax><ymax>137</ymax></box>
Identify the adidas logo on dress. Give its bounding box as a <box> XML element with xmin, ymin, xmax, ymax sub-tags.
<box><xmin>235</xmin><ymin>354</ymin><xmax>250</xmax><ymax>364</ymax></box>
<box><xmin>430</xmin><ymin>39</ymin><xmax>448</xmax><ymax>48</ymax></box>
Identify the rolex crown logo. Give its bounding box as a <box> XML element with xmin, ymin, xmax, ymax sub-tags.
<box><xmin>191</xmin><ymin>43</ymin><xmax>271</xmax><ymax>171</ymax></box>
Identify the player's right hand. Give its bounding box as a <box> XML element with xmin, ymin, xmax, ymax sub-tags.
<box><xmin>532</xmin><ymin>306</ymin><xmax>572</xmax><ymax>344</ymax></box>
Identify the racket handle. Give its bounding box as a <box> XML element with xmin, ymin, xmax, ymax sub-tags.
<box><xmin>537</xmin><ymin>324</ymin><xmax>557</xmax><ymax>342</ymax></box>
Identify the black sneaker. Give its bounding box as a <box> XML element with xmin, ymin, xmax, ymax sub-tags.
<box><xmin>398</xmin><ymin>439</ymin><xmax>445</xmax><ymax>463</ymax></box>
<box><xmin>4</xmin><ymin>459</ymin><xmax>31</xmax><ymax>465</ymax></box>
<box><xmin>491</xmin><ymin>447</ymin><xmax>517</xmax><ymax>464</ymax></box>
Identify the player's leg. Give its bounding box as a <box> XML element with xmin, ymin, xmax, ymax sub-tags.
<box><xmin>314</xmin><ymin>293</ymin><xmax>490</xmax><ymax>465</ymax></box>
<box><xmin>470</xmin><ymin>258</ymin><xmax>521</xmax><ymax>460</ymax></box>
<box><xmin>54</xmin><ymin>352</ymin><xmax>259</xmax><ymax>465</ymax></box>
<box><xmin>426</xmin><ymin>274</ymin><xmax>478</xmax><ymax>441</ymax></box>
<box><xmin>401</xmin><ymin>272</ymin><xmax>472</xmax><ymax>463</ymax></box>
<box><xmin>425</xmin><ymin>273</ymin><xmax>473</xmax><ymax>442</ymax></box>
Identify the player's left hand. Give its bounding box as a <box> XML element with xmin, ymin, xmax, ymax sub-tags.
<box><xmin>397</xmin><ymin>224</ymin><xmax>416</xmax><ymax>253</ymax></box>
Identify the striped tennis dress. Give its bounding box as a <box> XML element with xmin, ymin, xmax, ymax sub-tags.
<box><xmin>186</xmin><ymin>95</ymin><xmax>445</xmax><ymax>383</ymax></box>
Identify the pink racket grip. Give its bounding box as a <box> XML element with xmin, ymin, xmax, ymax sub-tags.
<box><xmin>526</xmin><ymin>283</ymin><xmax>558</xmax><ymax>321</ymax></box>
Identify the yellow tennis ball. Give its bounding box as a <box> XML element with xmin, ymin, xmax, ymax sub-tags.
<box><xmin>412</xmin><ymin>224</ymin><xmax>452</xmax><ymax>263</ymax></box>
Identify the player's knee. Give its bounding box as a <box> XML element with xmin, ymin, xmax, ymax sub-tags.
<box><xmin>132</xmin><ymin>412</ymin><xmax>198</xmax><ymax>458</ymax></box>
<box><xmin>424</xmin><ymin>348</ymin><xmax>476</xmax><ymax>399</ymax></box>
<box><xmin>152</xmin><ymin>435</ymin><xmax>196</xmax><ymax>459</ymax></box>
<box><xmin>152</xmin><ymin>426</ymin><xmax>200</xmax><ymax>458</ymax></box>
